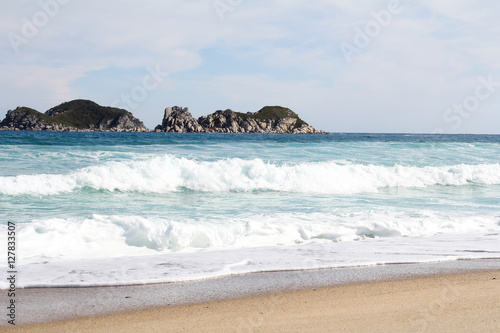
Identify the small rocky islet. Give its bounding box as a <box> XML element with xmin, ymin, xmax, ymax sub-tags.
<box><xmin>0</xmin><ymin>99</ymin><xmax>326</xmax><ymax>134</ymax></box>
<box><xmin>0</xmin><ymin>100</ymin><xmax>147</xmax><ymax>132</ymax></box>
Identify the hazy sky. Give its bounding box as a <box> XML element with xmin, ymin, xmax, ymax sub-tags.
<box><xmin>2</xmin><ymin>0</ymin><xmax>500</xmax><ymax>133</ymax></box>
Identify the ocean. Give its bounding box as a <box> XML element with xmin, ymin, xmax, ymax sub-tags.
<box><xmin>1</xmin><ymin>131</ymin><xmax>500</xmax><ymax>288</ymax></box>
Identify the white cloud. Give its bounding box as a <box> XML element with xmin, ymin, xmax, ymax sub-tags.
<box><xmin>0</xmin><ymin>0</ymin><xmax>499</xmax><ymax>132</ymax></box>
<box><xmin>0</xmin><ymin>64</ymin><xmax>88</xmax><ymax>113</ymax></box>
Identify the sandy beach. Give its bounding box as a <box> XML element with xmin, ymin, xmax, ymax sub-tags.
<box><xmin>3</xmin><ymin>260</ymin><xmax>500</xmax><ymax>332</ymax></box>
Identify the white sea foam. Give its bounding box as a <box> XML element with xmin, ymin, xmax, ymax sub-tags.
<box><xmin>9</xmin><ymin>212</ymin><xmax>500</xmax><ymax>262</ymax></box>
<box><xmin>2</xmin><ymin>211</ymin><xmax>500</xmax><ymax>288</ymax></box>
<box><xmin>1</xmin><ymin>155</ymin><xmax>500</xmax><ymax>196</ymax></box>
<box><xmin>2</xmin><ymin>230</ymin><xmax>500</xmax><ymax>288</ymax></box>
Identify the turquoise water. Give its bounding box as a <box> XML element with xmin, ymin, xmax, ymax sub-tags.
<box><xmin>1</xmin><ymin>132</ymin><xmax>500</xmax><ymax>287</ymax></box>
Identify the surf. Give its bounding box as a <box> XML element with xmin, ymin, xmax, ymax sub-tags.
<box><xmin>1</xmin><ymin>155</ymin><xmax>500</xmax><ymax>196</ymax></box>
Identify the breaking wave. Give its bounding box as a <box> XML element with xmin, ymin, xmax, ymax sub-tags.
<box><xmin>12</xmin><ymin>211</ymin><xmax>500</xmax><ymax>259</ymax></box>
<box><xmin>1</xmin><ymin>155</ymin><xmax>500</xmax><ymax>196</ymax></box>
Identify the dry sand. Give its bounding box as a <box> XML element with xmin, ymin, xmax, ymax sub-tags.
<box><xmin>7</xmin><ymin>269</ymin><xmax>500</xmax><ymax>333</ymax></box>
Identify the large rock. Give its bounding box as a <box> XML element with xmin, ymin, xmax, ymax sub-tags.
<box><xmin>154</xmin><ymin>106</ymin><xmax>204</xmax><ymax>133</ymax></box>
<box><xmin>0</xmin><ymin>107</ymin><xmax>77</xmax><ymax>131</ymax></box>
<box><xmin>0</xmin><ymin>100</ymin><xmax>148</xmax><ymax>132</ymax></box>
<box><xmin>155</xmin><ymin>106</ymin><xmax>327</xmax><ymax>134</ymax></box>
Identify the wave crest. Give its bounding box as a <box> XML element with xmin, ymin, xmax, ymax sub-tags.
<box><xmin>1</xmin><ymin>155</ymin><xmax>500</xmax><ymax>195</ymax></box>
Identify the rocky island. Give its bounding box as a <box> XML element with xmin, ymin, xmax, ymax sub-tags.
<box><xmin>0</xmin><ymin>99</ymin><xmax>147</xmax><ymax>132</ymax></box>
<box><xmin>155</xmin><ymin>106</ymin><xmax>326</xmax><ymax>134</ymax></box>
<box><xmin>0</xmin><ymin>100</ymin><xmax>326</xmax><ymax>133</ymax></box>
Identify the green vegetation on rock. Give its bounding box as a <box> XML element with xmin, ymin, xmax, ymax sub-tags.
<box><xmin>254</xmin><ymin>106</ymin><xmax>307</xmax><ymax>129</ymax></box>
<box><xmin>46</xmin><ymin>100</ymin><xmax>135</xmax><ymax>129</ymax></box>
<box><xmin>223</xmin><ymin>106</ymin><xmax>308</xmax><ymax>129</ymax></box>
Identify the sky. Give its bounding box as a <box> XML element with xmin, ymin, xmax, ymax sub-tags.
<box><xmin>1</xmin><ymin>0</ymin><xmax>500</xmax><ymax>133</ymax></box>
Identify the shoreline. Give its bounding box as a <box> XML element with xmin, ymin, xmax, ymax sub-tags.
<box><xmin>3</xmin><ymin>259</ymin><xmax>500</xmax><ymax>330</ymax></box>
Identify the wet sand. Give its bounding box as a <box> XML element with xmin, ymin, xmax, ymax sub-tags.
<box><xmin>3</xmin><ymin>260</ymin><xmax>500</xmax><ymax>332</ymax></box>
